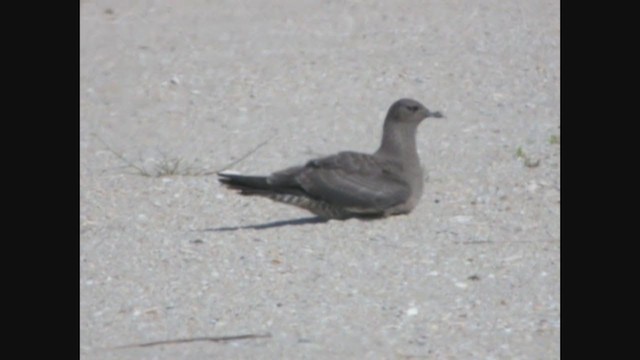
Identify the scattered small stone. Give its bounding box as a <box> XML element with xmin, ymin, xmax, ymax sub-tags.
<box><xmin>190</xmin><ymin>239</ymin><xmax>204</xmax><ymax>244</ymax></box>
<box><xmin>524</xmin><ymin>158</ymin><xmax>541</xmax><ymax>168</ymax></box>
<box><xmin>454</xmin><ymin>282</ymin><xmax>468</xmax><ymax>289</ymax></box>
<box><xmin>451</xmin><ymin>215</ymin><xmax>473</xmax><ymax>224</ymax></box>
<box><xmin>468</xmin><ymin>274</ymin><xmax>481</xmax><ymax>281</ymax></box>
<box><xmin>526</xmin><ymin>181</ymin><xmax>539</xmax><ymax>193</ymax></box>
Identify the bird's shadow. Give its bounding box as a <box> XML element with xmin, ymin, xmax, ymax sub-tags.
<box><xmin>198</xmin><ymin>216</ymin><xmax>329</xmax><ymax>232</ymax></box>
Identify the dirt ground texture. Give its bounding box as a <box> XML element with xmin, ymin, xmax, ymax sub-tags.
<box><xmin>80</xmin><ymin>1</ymin><xmax>560</xmax><ymax>359</ymax></box>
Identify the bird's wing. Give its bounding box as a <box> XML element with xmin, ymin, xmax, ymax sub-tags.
<box><xmin>294</xmin><ymin>152</ymin><xmax>411</xmax><ymax>211</ymax></box>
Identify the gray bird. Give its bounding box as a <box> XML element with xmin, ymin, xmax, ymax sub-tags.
<box><xmin>218</xmin><ymin>98</ymin><xmax>443</xmax><ymax>220</ymax></box>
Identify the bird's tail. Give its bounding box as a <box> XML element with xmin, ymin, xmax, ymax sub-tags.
<box><xmin>217</xmin><ymin>173</ymin><xmax>274</xmax><ymax>195</ymax></box>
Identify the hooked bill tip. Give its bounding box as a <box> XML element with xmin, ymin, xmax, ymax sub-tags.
<box><xmin>430</xmin><ymin>111</ymin><xmax>444</xmax><ymax>118</ymax></box>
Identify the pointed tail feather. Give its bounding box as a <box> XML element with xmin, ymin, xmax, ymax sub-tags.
<box><xmin>218</xmin><ymin>172</ymin><xmax>310</xmax><ymax>199</ymax></box>
<box><xmin>217</xmin><ymin>173</ymin><xmax>274</xmax><ymax>195</ymax></box>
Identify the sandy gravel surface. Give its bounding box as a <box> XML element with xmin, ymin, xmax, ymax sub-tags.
<box><xmin>81</xmin><ymin>1</ymin><xmax>559</xmax><ymax>358</ymax></box>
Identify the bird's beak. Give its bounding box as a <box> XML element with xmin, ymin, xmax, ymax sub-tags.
<box><xmin>428</xmin><ymin>110</ymin><xmax>445</xmax><ymax>118</ymax></box>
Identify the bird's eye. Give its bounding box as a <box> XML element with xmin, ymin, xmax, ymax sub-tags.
<box><xmin>407</xmin><ymin>105</ymin><xmax>419</xmax><ymax>112</ymax></box>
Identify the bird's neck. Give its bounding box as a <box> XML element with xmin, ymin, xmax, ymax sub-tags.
<box><xmin>375</xmin><ymin>120</ymin><xmax>420</xmax><ymax>163</ymax></box>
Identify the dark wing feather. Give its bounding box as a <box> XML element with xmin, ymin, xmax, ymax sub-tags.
<box><xmin>295</xmin><ymin>152</ymin><xmax>411</xmax><ymax>210</ymax></box>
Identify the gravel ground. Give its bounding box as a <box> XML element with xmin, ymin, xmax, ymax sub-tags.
<box><xmin>80</xmin><ymin>1</ymin><xmax>560</xmax><ymax>359</ymax></box>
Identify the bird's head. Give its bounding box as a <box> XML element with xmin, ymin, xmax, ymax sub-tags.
<box><xmin>387</xmin><ymin>98</ymin><xmax>444</xmax><ymax>123</ymax></box>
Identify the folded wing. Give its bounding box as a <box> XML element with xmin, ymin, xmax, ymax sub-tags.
<box><xmin>291</xmin><ymin>152</ymin><xmax>411</xmax><ymax>212</ymax></box>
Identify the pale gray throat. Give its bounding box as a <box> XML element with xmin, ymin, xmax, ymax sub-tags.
<box><xmin>375</xmin><ymin>119</ymin><xmax>421</xmax><ymax>164</ymax></box>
